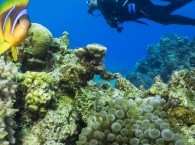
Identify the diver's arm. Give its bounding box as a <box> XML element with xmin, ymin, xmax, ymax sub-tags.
<box><xmin>106</xmin><ymin>17</ymin><xmax>123</xmax><ymax>32</ymax></box>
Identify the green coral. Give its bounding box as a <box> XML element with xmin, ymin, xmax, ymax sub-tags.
<box><xmin>19</xmin><ymin>23</ymin><xmax>53</xmax><ymax>71</ymax></box>
<box><xmin>18</xmin><ymin>71</ymin><xmax>55</xmax><ymax>114</ymax></box>
<box><xmin>168</xmin><ymin>69</ymin><xmax>195</xmax><ymax>108</ymax></box>
<box><xmin>115</xmin><ymin>73</ymin><xmax>143</xmax><ymax>99</ymax></box>
<box><xmin>57</xmin><ymin>63</ymin><xmax>90</xmax><ymax>92</ymax></box>
<box><xmin>51</xmin><ymin>51</ymin><xmax>91</xmax><ymax>93</ymax></box>
<box><xmin>19</xmin><ymin>96</ymin><xmax>77</xmax><ymax>145</ymax></box>
<box><xmin>52</xmin><ymin>44</ymin><xmax>114</xmax><ymax>94</ymax></box>
<box><xmin>149</xmin><ymin>76</ymin><xmax>168</xmax><ymax>97</ymax></box>
<box><xmin>24</xmin><ymin>23</ymin><xmax>53</xmax><ymax>58</ymax></box>
<box><xmin>52</xmin><ymin>31</ymin><xmax>69</xmax><ymax>52</ymax></box>
<box><xmin>74</xmin><ymin>44</ymin><xmax>114</xmax><ymax>80</ymax></box>
<box><xmin>167</xmin><ymin>106</ymin><xmax>195</xmax><ymax>126</ymax></box>
<box><xmin>147</xmin><ymin>69</ymin><xmax>195</xmax><ymax>127</ymax></box>
<box><xmin>75</xmin><ymin>82</ymin><xmax>117</xmax><ymax>123</ymax></box>
<box><xmin>181</xmin><ymin>125</ymin><xmax>195</xmax><ymax>144</ymax></box>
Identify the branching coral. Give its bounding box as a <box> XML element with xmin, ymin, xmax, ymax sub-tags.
<box><xmin>0</xmin><ymin>57</ymin><xmax>18</xmax><ymax>101</ymax></box>
<box><xmin>0</xmin><ymin>100</ymin><xmax>18</xmax><ymax>145</ymax></box>
<box><xmin>0</xmin><ymin>57</ymin><xmax>18</xmax><ymax>144</ymax></box>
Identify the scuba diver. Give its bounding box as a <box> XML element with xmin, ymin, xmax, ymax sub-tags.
<box><xmin>86</xmin><ymin>0</ymin><xmax>195</xmax><ymax>32</ymax></box>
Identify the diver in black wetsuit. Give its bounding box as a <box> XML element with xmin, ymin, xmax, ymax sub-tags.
<box><xmin>86</xmin><ymin>0</ymin><xmax>195</xmax><ymax>32</ymax></box>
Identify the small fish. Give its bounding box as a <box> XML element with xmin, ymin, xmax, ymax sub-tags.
<box><xmin>0</xmin><ymin>0</ymin><xmax>31</xmax><ymax>61</ymax></box>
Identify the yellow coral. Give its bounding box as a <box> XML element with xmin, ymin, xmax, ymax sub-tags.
<box><xmin>20</xmin><ymin>71</ymin><xmax>55</xmax><ymax>114</ymax></box>
<box><xmin>149</xmin><ymin>86</ymin><xmax>157</xmax><ymax>95</ymax></box>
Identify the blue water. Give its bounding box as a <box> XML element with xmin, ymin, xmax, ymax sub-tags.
<box><xmin>28</xmin><ymin>0</ymin><xmax>195</xmax><ymax>74</ymax></box>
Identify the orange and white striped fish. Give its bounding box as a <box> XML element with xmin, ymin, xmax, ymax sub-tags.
<box><xmin>0</xmin><ymin>0</ymin><xmax>30</xmax><ymax>61</ymax></box>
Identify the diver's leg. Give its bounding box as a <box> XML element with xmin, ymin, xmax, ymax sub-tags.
<box><xmin>164</xmin><ymin>15</ymin><xmax>195</xmax><ymax>25</ymax></box>
<box><xmin>167</xmin><ymin>0</ymin><xmax>193</xmax><ymax>13</ymax></box>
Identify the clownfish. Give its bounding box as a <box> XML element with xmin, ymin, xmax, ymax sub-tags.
<box><xmin>0</xmin><ymin>0</ymin><xmax>31</xmax><ymax>61</ymax></box>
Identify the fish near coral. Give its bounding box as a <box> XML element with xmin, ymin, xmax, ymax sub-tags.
<box><xmin>0</xmin><ymin>0</ymin><xmax>30</xmax><ymax>61</ymax></box>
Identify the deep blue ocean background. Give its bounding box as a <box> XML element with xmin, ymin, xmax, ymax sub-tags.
<box><xmin>28</xmin><ymin>0</ymin><xmax>195</xmax><ymax>75</ymax></box>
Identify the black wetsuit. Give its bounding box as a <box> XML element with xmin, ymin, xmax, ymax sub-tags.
<box><xmin>93</xmin><ymin>0</ymin><xmax>195</xmax><ymax>32</ymax></box>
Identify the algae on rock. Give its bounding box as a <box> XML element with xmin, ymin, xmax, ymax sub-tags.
<box><xmin>75</xmin><ymin>82</ymin><xmax>118</xmax><ymax>124</ymax></box>
<box><xmin>19</xmin><ymin>96</ymin><xmax>77</xmax><ymax>145</ymax></box>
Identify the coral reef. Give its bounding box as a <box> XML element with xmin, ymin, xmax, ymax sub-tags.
<box><xmin>23</xmin><ymin>23</ymin><xmax>53</xmax><ymax>58</ymax></box>
<box><xmin>74</xmin><ymin>44</ymin><xmax>114</xmax><ymax>80</ymax></box>
<box><xmin>115</xmin><ymin>73</ymin><xmax>143</xmax><ymax>98</ymax></box>
<box><xmin>75</xmin><ymin>68</ymin><xmax>195</xmax><ymax>145</ymax></box>
<box><xmin>17</xmin><ymin>71</ymin><xmax>55</xmax><ymax>115</ymax></box>
<box><xmin>166</xmin><ymin>69</ymin><xmax>195</xmax><ymax>126</ymax></box>
<box><xmin>0</xmin><ymin>57</ymin><xmax>18</xmax><ymax>145</ymax></box>
<box><xmin>148</xmin><ymin>69</ymin><xmax>195</xmax><ymax>126</ymax></box>
<box><xmin>132</xmin><ymin>67</ymin><xmax>195</xmax><ymax>144</ymax></box>
<box><xmin>51</xmin><ymin>31</ymin><xmax>70</xmax><ymax>53</ymax></box>
<box><xmin>19</xmin><ymin>23</ymin><xmax>53</xmax><ymax>71</ymax></box>
<box><xmin>52</xmin><ymin>43</ymin><xmax>114</xmax><ymax>95</ymax></box>
<box><xmin>0</xmin><ymin>58</ymin><xmax>18</xmax><ymax>101</ymax></box>
<box><xmin>190</xmin><ymin>38</ymin><xmax>195</xmax><ymax>67</ymax></box>
<box><xmin>0</xmin><ymin>100</ymin><xmax>18</xmax><ymax>145</ymax></box>
<box><xmin>127</xmin><ymin>34</ymin><xmax>195</xmax><ymax>89</ymax></box>
<box><xmin>1</xmin><ymin>22</ymin><xmax>193</xmax><ymax>145</ymax></box>
<box><xmin>167</xmin><ymin>69</ymin><xmax>195</xmax><ymax>109</ymax></box>
<box><xmin>76</xmin><ymin>97</ymin><xmax>184</xmax><ymax>145</ymax></box>
<box><xmin>19</xmin><ymin>96</ymin><xmax>77</xmax><ymax>145</ymax></box>
<box><xmin>75</xmin><ymin>82</ymin><xmax>118</xmax><ymax>124</ymax></box>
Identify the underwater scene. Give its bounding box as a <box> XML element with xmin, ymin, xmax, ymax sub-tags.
<box><xmin>0</xmin><ymin>0</ymin><xmax>195</xmax><ymax>145</ymax></box>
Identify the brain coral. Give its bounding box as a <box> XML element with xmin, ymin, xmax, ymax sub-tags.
<box><xmin>76</xmin><ymin>97</ymin><xmax>184</xmax><ymax>145</ymax></box>
<box><xmin>24</xmin><ymin>23</ymin><xmax>53</xmax><ymax>59</ymax></box>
